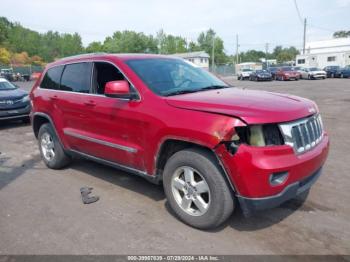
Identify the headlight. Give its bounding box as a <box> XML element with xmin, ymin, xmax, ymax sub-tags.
<box><xmin>21</xmin><ymin>95</ymin><xmax>30</xmax><ymax>103</ymax></box>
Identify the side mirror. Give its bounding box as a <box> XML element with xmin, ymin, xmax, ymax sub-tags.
<box><xmin>105</xmin><ymin>80</ymin><xmax>131</xmax><ymax>99</ymax></box>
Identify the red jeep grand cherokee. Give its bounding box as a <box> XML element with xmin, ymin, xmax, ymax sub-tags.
<box><xmin>30</xmin><ymin>53</ymin><xmax>329</xmax><ymax>229</ymax></box>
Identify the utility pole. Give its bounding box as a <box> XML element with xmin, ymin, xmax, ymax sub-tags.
<box><xmin>303</xmin><ymin>18</ymin><xmax>307</xmax><ymax>54</ymax></box>
<box><xmin>265</xmin><ymin>43</ymin><xmax>269</xmax><ymax>69</ymax></box>
<box><xmin>235</xmin><ymin>34</ymin><xmax>239</xmax><ymax>65</ymax></box>
<box><xmin>211</xmin><ymin>37</ymin><xmax>215</xmax><ymax>72</ymax></box>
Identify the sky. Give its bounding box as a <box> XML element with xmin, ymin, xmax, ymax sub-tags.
<box><xmin>1</xmin><ymin>0</ymin><xmax>350</xmax><ymax>54</ymax></box>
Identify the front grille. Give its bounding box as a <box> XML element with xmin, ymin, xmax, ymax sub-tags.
<box><xmin>279</xmin><ymin>114</ymin><xmax>324</xmax><ymax>154</ymax></box>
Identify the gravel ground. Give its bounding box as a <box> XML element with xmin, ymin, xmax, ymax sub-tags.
<box><xmin>0</xmin><ymin>78</ymin><xmax>349</xmax><ymax>255</ymax></box>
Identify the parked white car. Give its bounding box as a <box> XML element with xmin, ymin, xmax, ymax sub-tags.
<box><xmin>238</xmin><ymin>69</ymin><xmax>253</xmax><ymax>80</ymax></box>
<box><xmin>300</xmin><ymin>67</ymin><xmax>327</xmax><ymax>80</ymax></box>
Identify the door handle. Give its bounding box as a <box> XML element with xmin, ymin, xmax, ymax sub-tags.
<box><xmin>49</xmin><ymin>95</ymin><xmax>58</xmax><ymax>100</ymax></box>
<box><xmin>84</xmin><ymin>100</ymin><xmax>96</xmax><ymax>107</ymax></box>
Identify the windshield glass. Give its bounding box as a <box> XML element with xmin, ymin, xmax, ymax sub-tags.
<box><xmin>281</xmin><ymin>67</ymin><xmax>293</xmax><ymax>71</ymax></box>
<box><xmin>0</xmin><ymin>81</ymin><xmax>17</xmax><ymax>90</ymax></box>
<box><xmin>309</xmin><ymin>67</ymin><xmax>320</xmax><ymax>71</ymax></box>
<box><xmin>242</xmin><ymin>69</ymin><xmax>252</xmax><ymax>72</ymax></box>
<box><xmin>126</xmin><ymin>58</ymin><xmax>228</xmax><ymax>96</ymax></box>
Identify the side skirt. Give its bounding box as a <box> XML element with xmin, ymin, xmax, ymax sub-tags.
<box><xmin>69</xmin><ymin>149</ymin><xmax>161</xmax><ymax>185</ymax></box>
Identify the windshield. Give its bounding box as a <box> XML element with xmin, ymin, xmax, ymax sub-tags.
<box><xmin>256</xmin><ymin>70</ymin><xmax>267</xmax><ymax>73</ymax></box>
<box><xmin>309</xmin><ymin>67</ymin><xmax>320</xmax><ymax>71</ymax></box>
<box><xmin>242</xmin><ymin>69</ymin><xmax>252</xmax><ymax>72</ymax></box>
<box><xmin>281</xmin><ymin>67</ymin><xmax>293</xmax><ymax>71</ymax></box>
<box><xmin>126</xmin><ymin>58</ymin><xmax>228</xmax><ymax>96</ymax></box>
<box><xmin>0</xmin><ymin>81</ymin><xmax>17</xmax><ymax>90</ymax></box>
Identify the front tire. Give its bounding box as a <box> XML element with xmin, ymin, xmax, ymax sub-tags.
<box><xmin>38</xmin><ymin>123</ymin><xmax>71</xmax><ymax>169</ymax></box>
<box><xmin>163</xmin><ymin>148</ymin><xmax>234</xmax><ymax>229</ymax></box>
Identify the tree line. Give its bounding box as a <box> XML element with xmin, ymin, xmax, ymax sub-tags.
<box><xmin>1</xmin><ymin>16</ymin><xmax>310</xmax><ymax>67</ymax></box>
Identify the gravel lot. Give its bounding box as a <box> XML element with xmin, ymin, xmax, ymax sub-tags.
<box><xmin>0</xmin><ymin>78</ymin><xmax>349</xmax><ymax>255</ymax></box>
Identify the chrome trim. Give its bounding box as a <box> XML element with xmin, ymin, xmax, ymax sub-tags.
<box><xmin>38</xmin><ymin>59</ymin><xmax>141</xmax><ymax>101</ymax></box>
<box><xmin>279</xmin><ymin>114</ymin><xmax>324</xmax><ymax>154</ymax></box>
<box><xmin>63</xmin><ymin>129</ymin><xmax>137</xmax><ymax>153</ymax></box>
<box><xmin>69</xmin><ymin>149</ymin><xmax>152</xmax><ymax>178</ymax></box>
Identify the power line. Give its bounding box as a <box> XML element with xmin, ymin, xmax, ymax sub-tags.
<box><xmin>293</xmin><ymin>0</ymin><xmax>304</xmax><ymax>25</ymax></box>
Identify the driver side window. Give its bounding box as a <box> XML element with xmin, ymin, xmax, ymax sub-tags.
<box><xmin>92</xmin><ymin>62</ymin><xmax>125</xmax><ymax>94</ymax></box>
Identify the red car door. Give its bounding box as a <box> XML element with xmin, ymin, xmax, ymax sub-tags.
<box><xmin>66</xmin><ymin>61</ymin><xmax>147</xmax><ymax>172</ymax></box>
<box><xmin>55</xmin><ymin>62</ymin><xmax>96</xmax><ymax>153</ymax></box>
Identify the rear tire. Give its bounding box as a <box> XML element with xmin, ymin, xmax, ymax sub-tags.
<box><xmin>163</xmin><ymin>148</ymin><xmax>234</xmax><ymax>229</ymax></box>
<box><xmin>38</xmin><ymin>123</ymin><xmax>71</xmax><ymax>169</ymax></box>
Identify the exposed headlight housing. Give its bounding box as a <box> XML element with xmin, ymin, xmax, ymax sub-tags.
<box><xmin>227</xmin><ymin>124</ymin><xmax>284</xmax><ymax>153</ymax></box>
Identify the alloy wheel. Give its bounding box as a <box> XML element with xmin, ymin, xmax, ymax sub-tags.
<box><xmin>41</xmin><ymin>132</ymin><xmax>55</xmax><ymax>161</ymax></box>
<box><xmin>171</xmin><ymin>166</ymin><xmax>211</xmax><ymax>216</ymax></box>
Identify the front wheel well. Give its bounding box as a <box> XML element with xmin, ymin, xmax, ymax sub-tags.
<box><xmin>155</xmin><ymin>139</ymin><xmax>235</xmax><ymax>193</ymax></box>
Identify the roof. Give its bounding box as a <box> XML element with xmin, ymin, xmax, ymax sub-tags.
<box><xmin>48</xmin><ymin>53</ymin><xmax>178</xmax><ymax>67</ymax></box>
<box><xmin>306</xmin><ymin>38</ymin><xmax>350</xmax><ymax>49</ymax></box>
<box><xmin>173</xmin><ymin>51</ymin><xmax>210</xmax><ymax>59</ymax></box>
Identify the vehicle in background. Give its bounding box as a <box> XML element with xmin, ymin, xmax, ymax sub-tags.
<box><xmin>267</xmin><ymin>67</ymin><xmax>280</xmax><ymax>80</ymax></box>
<box><xmin>300</xmin><ymin>68</ymin><xmax>327</xmax><ymax>80</ymax></box>
<box><xmin>31</xmin><ymin>72</ymin><xmax>42</xmax><ymax>80</ymax></box>
<box><xmin>323</xmin><ymin>66</ymin><xmax>340</xmax><ymax>78</ymax></box>
<box><xmin>0</xmin><ymin>78</ymin><xmax>31</xmax><ymax>122</ymax></box>
<box><xmin>337</xmin><ymin>65</ymin><xmax>350</xmax><ymax>78</ymax></box>
<box><xmin>0</xmin><ymin>69</ymin><xmax>15</xmax><ymax>82</ymax></box>
<box><xmin>249</xmin><ymin>70</ymin><xmax>272</xmax><ymax>81</ymax></box>
<box><xmin>275</xmin><ymin>67</ymin><xmax>301</xmax><ymax>81</ymax></box>
<box><xmin>237</xmin><ymin>69</ymin><xmax>253</xmax><ymax>80</ymax></box>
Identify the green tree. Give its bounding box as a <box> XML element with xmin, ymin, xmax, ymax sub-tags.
<box><xmin>240</xmin><ymin>50</ymin><xmax>266</xmax><ymax>63</ymax></box>
<box><xmin>0</xmin><ymin>17</ymin><xmax>12</xmax><ymax>46</ymax></box>
<box><xmin>197</xmin><ymin>29</ymin><xmax>228</xmax><ymax>65</ymax></box>
<box><xmin>156</xmin><ymin>29</ymin><xmax>187</xmax><ymax>54</ymax></box>
<box><xmin>85</xmin><ymin>41</ymin><xmax>104</xmax><ymax>53</ymax></box>
<box><xmin>273</xmin><ymin>45</ymin><xmax>299</xmax><ymax>63</ymax></box>
<box><xmin>333</xmin><ymin>30</ymin><xmax>350</xmax><ymax>38</ymax></box>
<box><xmin>104</xmin><ymin>30</ymin><xmax>158</xmax><ymax>53</ymax></box>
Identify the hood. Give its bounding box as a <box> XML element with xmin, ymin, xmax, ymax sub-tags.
<box><xmin>165</xmin><ymin>88</ymin><xmax>317</xmax><ymax>124</ymax></box>
<box><xmin>0</xmin><ymin>88</ymin><xmax>27</xmax><ymax>99</ymax></box>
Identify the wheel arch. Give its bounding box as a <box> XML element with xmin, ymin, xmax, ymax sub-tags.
<box><xmin>154</xmin><ymin>138</ymin><xmax>237</xmax><ymax>194</ymax></box>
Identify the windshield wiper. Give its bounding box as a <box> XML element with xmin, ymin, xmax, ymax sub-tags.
<box><xmin>164</xmin><ymin>89</ymin><xmax>200</xmax><ymax>96</ymax></box>
<box><xmin>199</xmin><ymin>85</ymin><xmax>230</xmax><ymax>91</ymax></box>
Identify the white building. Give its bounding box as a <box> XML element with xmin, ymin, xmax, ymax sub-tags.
<box><xmin>174</xmin><ymin>51</ymin><xmax>210</xmax><ymax>69</ymax></box>
<box><xmin>296</xmin><ymin>38</ymin><xmax>350</xmax><ymax>69</ymax></box>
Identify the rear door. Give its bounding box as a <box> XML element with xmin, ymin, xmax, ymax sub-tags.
<box><xmin>55</xmin><ymin>62</ymin><xmax>94</xmax><ymax>152</ymax></box>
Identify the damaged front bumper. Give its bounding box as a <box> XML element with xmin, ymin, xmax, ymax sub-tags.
<box><xmin>237</xmin><ymin>167</ymin><xmax>322</xmax><ymax>216</ymax></box>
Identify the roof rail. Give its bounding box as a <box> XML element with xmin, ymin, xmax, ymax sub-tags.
<box><xmin>59</xmin><ymin>52</ymin><xmax>107</xmax><ymax>61</ymax></box>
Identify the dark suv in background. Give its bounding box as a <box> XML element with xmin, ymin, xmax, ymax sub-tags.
<box><xmin>323</xmin><ymin>66</ymin><xmax>340</xmax><ymax>78</ymax></box>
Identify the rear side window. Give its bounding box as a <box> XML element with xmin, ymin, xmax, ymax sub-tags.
<box><xmin>60</xmin><ymin>63</ymin><xmax>92</xmax><ymax>93</ymax></box>
<box><xmin>40</xmin><ymin>66</ymin><xmax>64</xmax><ymax>90</ymax></box>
